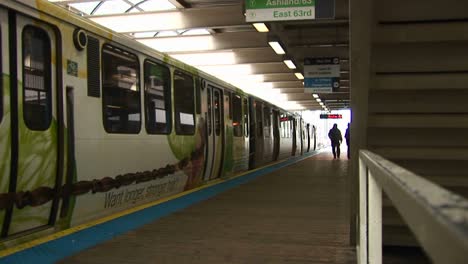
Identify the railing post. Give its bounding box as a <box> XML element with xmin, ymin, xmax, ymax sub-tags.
<box><xmin>358</xmin><ymin>157</ymin><xmax>368</xmax><ymax>264</ymax></box>
<box><xmin>368</xmin><ymin>171</ymin><xmax>382</xmax><ymax>264</ymax></box>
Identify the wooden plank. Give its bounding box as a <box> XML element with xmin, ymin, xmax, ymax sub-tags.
<box><xmin>390</xmin><ymin>159</ymin><xmax>468</xmax><ymax>177</ymax></box>
<box><xmin>376</xmin><ymin>22</ymin><xmax>468</xmax><ymax>43</ymax></box>
<box><xmin>368</xmin><ymin>114</ymin><xmax>468</xmax><ymax>128</ymax></box>
<box><xmin>368</xmin><ymin>90</ymin><xmax>468</xmax><ymax>114</ymax></box>
<box><xmin>376</xmin><ymin>0</ymin><xmax>468</xmax><ymax>22</ymax></box>
<box><xmin>383</xmin><ymin>226</ymin><xmax>419</xmax><ymax>247</ymax></box>
<box><xmin>373</xmin><ymin>73</ymin><xmax>468</xmax><ymax>90</ymax></box>
<box><xmin>370</xmin><ymin>147</ymin><xmax>468</xmax><ymax>160</ymax></box>
<box><xmin>374</xmin><ymin>43</ymin><xmax>468</xmax><ymax>72</ymax></box>
<box><xmin>368</xmin><ymin>128</ymin><xmax>468</xmax><ymax>147</ymax></box>
<box><xmin>425</xmin><ymin>176</ymin><xmax>468</xmax><ymax>188</ymax></box>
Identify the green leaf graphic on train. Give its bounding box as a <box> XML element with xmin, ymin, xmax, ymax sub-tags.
<box><xmin>167</xmin><ymin>133</ymin><xmax>196</xmax><ymax>160</ymax></box>
<box><xmin>9</xmin><ymin>78</ymin><xmax>58</xmax><ymax>230</ymax></box>
<box><xmin>0</xmin><ymin>74</ymin><xmax>11</xmax><ymax>227</ymax></box>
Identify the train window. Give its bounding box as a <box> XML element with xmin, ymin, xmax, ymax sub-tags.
<box><xmin>255</xmin><ymin>101</ymin><xmax>263</xmax><ymax>137</ymax></box>
<box><xmin>243</xmin><ymin>98</ymin><xmax>249</xmax><ymax>137</ymax></box>
<box><xmin>144</xmin><ymin>60</ymin><xmax>171</xmax><ymax>134</ymax></box>
<box><xmin>263</xmin><ymin>106</ymin><xmax>271</xmax><ymax>138</ymax></box>
<box><xmin>22</xmin><ymin>26</ymin><xmax>52</xmax><ymax>131</ymax></box>
<box><xmin>102</xmin><ymin>45</ymin><xmax>140</xmax><ymax>134</ymax></box>
<box><xmin>213</xmin><ymin>90</ymin><xmax>222</xmax><ymax>136</ymax></box>
<box><xmin>232</xmin><ymin>94</ymin><xmax>242</xmax><ymax>137</ymax></box>
<box><xmin>174</xmin><ymin>70</ymin><xmax>195</xmax><ymax>135</ymax></box>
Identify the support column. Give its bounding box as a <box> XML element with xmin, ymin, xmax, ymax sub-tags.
<box><xmin>349</xmin><ymin>0</ymin><xmax>375</xmax><ymax>245</ymax></box>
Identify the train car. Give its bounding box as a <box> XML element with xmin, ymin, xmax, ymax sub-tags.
<box><xmin>0</xmin><ymin>0</ymin><xmax>315</xmax><ymax>248</ymax></box>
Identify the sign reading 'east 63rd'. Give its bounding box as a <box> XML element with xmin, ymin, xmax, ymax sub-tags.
<box><xmin>245</xmin><ymin>0</ymin><xmax>315</xmax><ymax>22</ymax></box>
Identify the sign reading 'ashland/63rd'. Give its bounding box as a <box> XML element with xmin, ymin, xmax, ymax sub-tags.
<box><xmin>245</xmin><ymin>0</ymin><xmax>315</xmax><ymax>22</ymax></box>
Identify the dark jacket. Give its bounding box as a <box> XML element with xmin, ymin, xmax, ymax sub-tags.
<box><xmin>328</xmin><ymin>127</ymin><xmax>342</xmax><ymax>144</ymax></box>
<box><xmin>345</xmin><ymin>128</ymin><xmax>350</xmax><ymax>145</ymax></box>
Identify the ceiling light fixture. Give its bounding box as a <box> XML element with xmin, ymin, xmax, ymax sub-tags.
<box><xmin>283</xmin><ymin>59</ymin><xmax>296</xmax><ymax>69</ymax></box>
<box><xmin>253</xmin><ymin>23</ymin><xmax>269</xmax><ymax>32</ymax></box>
<box><xmin>294</xmin><ymin>72</ymin><xmax>304</xmax><ymax>80</ymax></box>
<box><xmin>316</xmin><ymin>98</ymin><xmax>321</xmax><ymax>102</ymax></box>
<box><xmin>268</xmin><ymin>41</ymin><xmax>285</xmax><ymax>55</ymax></box>
<box><xmin>312</xmin><ymin>94</ymin><xmax>319</xmax><ymax>98</ymax></box>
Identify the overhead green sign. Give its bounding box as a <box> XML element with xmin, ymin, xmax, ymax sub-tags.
<box><xmin>245</xmin><ymin>0</ymin><xmax>315</xmax><ymax>22</ymax></box>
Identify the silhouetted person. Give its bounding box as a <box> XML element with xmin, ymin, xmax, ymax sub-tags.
<box><xmin>328</xmin><ymin>124</ymin><xmax>342</xmax><ymax>159</ymax></box>
<box><xmin>345</xmin><ymin>123</ymin><xmax>350</xmax><ymax>159</ymax></box>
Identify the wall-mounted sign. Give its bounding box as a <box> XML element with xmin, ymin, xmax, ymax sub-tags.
<box><xmin>304</xmin><ymin>57</ymin><xmax>340</xmax><ymax>93</ymax></box>
<box><xmin>245</xmin><ymin>0</ymin><xmax>315</xmax><ymax>22</ymax></box>
<box><xmin>320</xmin><ymin>114</ymin><xmax>342</xmax><ymax>119</ymax></box>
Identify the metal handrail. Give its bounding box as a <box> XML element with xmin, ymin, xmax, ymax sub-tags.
<box><xmin>358</xmin><ymin>150</ymin><xmax>468</xmax><ymax>264</ymax></box>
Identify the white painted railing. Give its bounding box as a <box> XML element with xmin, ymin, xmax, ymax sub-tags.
<box><xmin>358</xmin><ymin>150</ymin><xmax>468</xmax><ymax>264</ymax></box>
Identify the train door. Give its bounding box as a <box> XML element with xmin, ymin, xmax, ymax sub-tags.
<box><xmin>248</xmin><ymin>97</ymin><xmax>255</xmax><ymax>169</ymax></box>
<box><xmin>300</xmin><ymin>119</ymin><xmax>304</xmax><ymax>155</ymax></box>
<box><xmin>312</xmin><ymin>125</ymin><xmax>317</xmax><ymax>151</ymax></box>
<box><xmin>291</xmin><ymin>118</ymin><xmax>297</xmax><ymax>155</ymax></box>
<box><xmin>254</xmin><ymin>100</ymin><xmax>264</xmax><ymax>166</ymax></box>
<box><xmin>272</xmin><ymin>110</ymin><xmax>280</xmax><ymax>160</ymax></box>
<box><xmin>203</xmin><ymin>84</ymin><xmax>224</xmax><ymax>180</ymax></box>
<box><xmin>0</xmin><ymin>7</ymin><xmax>11</xmax><ymax>237</ymax></box>
<box><xmin>2</xmin><ymin>13</ymin><xmax>62</xmax><ymax>236</ymax></box>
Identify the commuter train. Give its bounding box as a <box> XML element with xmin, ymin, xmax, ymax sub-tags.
<box><xmin>0</xmin><ymin>0</ymin><xmax>316</xmax><ymax>248</ymax></box>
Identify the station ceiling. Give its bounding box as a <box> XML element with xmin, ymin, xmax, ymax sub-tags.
<box><xmin>49</xmin><ymin>0</ymin><xmax>350</xmax><ymax>111</ymax></box>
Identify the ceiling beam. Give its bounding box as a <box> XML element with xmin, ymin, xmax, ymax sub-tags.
<box><xmin>88</xmin><ymin>5</ymin><xmax>246</xmax><ymax>32</ymax></box>
<box><xmin>272</xmin><ymin>27</ymin><xmax>349</xmax><ymax>47</ymax></box>
<box><xmin>168</xmin><ymin>0</ymin><xmax>190</xmax><ymax>8</ymax></box>
<box><xmin>271</xmin><ymin>81</ymin><xmax>304</xmax><ymax>88</ymax></box>
<box><xmin>263</xmin><ymin>73</ymin><xmax>298</xmax><ymax>82</ymax></box>
<box><xmin>137</xmin><ymin>31</ymin><xmax>269</xmax><ymax>53</ymax></box>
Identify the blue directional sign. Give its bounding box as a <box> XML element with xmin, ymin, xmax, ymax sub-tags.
<box><xmin>304</xmin><ymin>57</ymin><xmax>340</xmax><ymax>93</ymax></box>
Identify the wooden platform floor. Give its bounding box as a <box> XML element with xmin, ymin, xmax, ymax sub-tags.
<box><xmin>59</xmin><ymin>152</ymin><xmax>356</xmax><ymax>264</ymax></box>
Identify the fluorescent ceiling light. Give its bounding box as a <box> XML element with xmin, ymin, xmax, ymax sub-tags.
<box><xmin>182</xmin><ymin>29</ymin><xmax>211</xmax><ymax>36</ymax></box>
<box><xmin>138</xmin><ymin>35</ymin><xmax>213</xmax><ymax>52</ymax></box>
<box><xmin>294</xmin><ymin>72</ymin><xmax>304</xmax><ymax>80</ymax></box>
<box><xmin>132</xmin><ymin>31</ymin><xmax>158</xmax><ymax>38</ymax></box>
<box><xmin>253</xmin><ymin>23</ymin><xmax>269</xmax><ymax>32</ymax></box>
<box><xmin>137</xmin><ymin>0</ymin><xmax>176</xmax><ymax>11</ymax></box>
<box><xmin>283</xmin><ymin>60</ymin><xmax>296</xmax><ymax>69</ymax></box>
<box><xmin>171</xmin><ymin>52</ymin><xmax>236</xmax><ymax>65</ymax></box>
<box><xmin>312</xmin><ymin>94</ymin><xmax>319</xmax><ymax>98</ymax></box>
<box><xmin>68</xmin><ymin>1</ymin><xmax>101</xmax><ymax>15</ymax></box>
<box><xmin>198</xmin><ymin>65</ymin><xmax>252</xmax><ymax>76</ymax></box>
<box><xmin>268</xmin><ymin>41</ymin><xmax>285</xmax><ymax>55</ymax></box>
<box><xmin>316</xmin><ymin>98</ymin><xmax>321</xmax><ymax>102</ymax></box>
<box><xmin>92</xmin><ymin>0</ymin><xmax>131</xmax><ymax>15</ymax></box>
<box><xmin>156</xmin><ymin>31</ymin><xmax>179</xmax><ymax>37</ymax></box>
<box><xmin>319</xmin><ymin>102</ymin><xmax>324</xmax><ymax>106</ymax></box>
<box><xmin>90</xmin><ymin>11</ymin><xmax>184</xmax><ymax>33</ymax></box>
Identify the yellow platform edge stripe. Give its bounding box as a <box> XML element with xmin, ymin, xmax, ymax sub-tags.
<box><xmin>0</xmin><ymin>154</ymin><xmax>312</xmax><ymax>258</ymax></box>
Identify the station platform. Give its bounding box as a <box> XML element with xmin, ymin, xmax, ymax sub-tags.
<box><xmin>57</xmin><ymin>151</ymin><xmax>356</xmax><ymax>264</ymax></box>
<box><xmin>2</xmin><ymin>150</ymin><xmax>431</xmax><ymax>264</ymax></box>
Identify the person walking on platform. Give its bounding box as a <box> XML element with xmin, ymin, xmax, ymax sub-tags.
<box><xmin>328</xmin><ymin>124</ymin><xmax>343</xmax><ymax>159</ymax></box>
<box><xmin>345</xmin><ymin>123</ymin><xmax>350</xmax><ymax>159</ymax></box>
